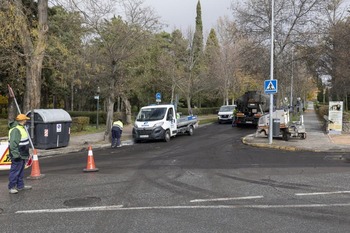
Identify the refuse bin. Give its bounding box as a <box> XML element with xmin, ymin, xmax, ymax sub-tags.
<box><xmin>272</xmin><ymin>118</ymin><xmax>280</xmax><ymax>137</ymax></box>
<box><xmin>26</xmin><ymin>109</ymin><xmax>72</xmax><ymax>149</ymax></box>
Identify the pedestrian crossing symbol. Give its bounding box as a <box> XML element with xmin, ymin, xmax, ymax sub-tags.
<box><xmin>264</xmin><ymin>79</ymin><xmax>278</xmax><ymax>94</ymax></box>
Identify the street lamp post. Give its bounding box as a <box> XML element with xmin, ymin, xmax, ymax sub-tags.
<box><xmin>95</xmin><ymin>86</ymin><xmax>101</xmax><ymax>129</ymax></box>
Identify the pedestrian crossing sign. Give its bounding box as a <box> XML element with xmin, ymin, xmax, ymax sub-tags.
<box><xmin>264</xmin><ymin>79</ymin><xmax>278</xmax><ymax>94</ymax></box>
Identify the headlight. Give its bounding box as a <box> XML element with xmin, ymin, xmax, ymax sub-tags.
<box><xmin>134</xmin><ymin>123</ymin><xmax>138</xmax><ymax>129</ymax></box>
<box><xmin>153</xmin><ymin>122</ymin><xmax>164</xmax><ymax>128</ymax></box>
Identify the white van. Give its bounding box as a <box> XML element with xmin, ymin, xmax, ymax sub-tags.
<box><xmin>132</xmin><ymin>104</ymin><xmax>198</xmax><ymax>142</ymax></box>
<box><xmin>217</xmin><ymin>105</ymin><xmax>236</xmax><ymax>124</ymax></box>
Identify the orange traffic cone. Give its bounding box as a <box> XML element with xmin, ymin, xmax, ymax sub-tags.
<box><xmin>27</xmin><ymin>149</ymin><xmax>46</xmax><ymax>180</ymax></box>
<box><xmin>83</xmin><ymin>146</ymin><xmax>99</xmax><ymax>172</ymax></box>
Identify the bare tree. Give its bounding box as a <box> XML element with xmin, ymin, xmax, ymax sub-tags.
<box><xmin>231</xmin><ymin>0</ymin><xmax>329</xmax><ymax>104</ymax></box>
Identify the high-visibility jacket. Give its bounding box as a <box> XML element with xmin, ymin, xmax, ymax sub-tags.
<box><xmin>8</xmin><ymin>122</ymin><xmax>30</xmax><ymax>160</ymax></box>
<box><xmin>112</xmin><ymin>120</ymin><xmax>123</xmax><ymax>130</ymax></box>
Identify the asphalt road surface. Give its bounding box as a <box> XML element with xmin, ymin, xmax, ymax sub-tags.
<box><xmin>1</xmin><ymin>123</ymin><xmax>350</xmax><ymax>233</ymax></box>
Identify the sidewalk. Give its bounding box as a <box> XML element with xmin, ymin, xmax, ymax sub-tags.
<box><xmin>242</xmin><ymin>102</ymin><xmax>350</xmax><ymax>153</ymax></box>
<box><xmin>35</xmin><ymin>125</ymin><xmax>135</xmax><ymax>157</ymax></box>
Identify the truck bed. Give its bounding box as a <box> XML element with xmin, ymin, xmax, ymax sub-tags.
<box><xmin>177</xmin><ymin>115</ymin><xmax>198</xmax><ymax>128</ymax></box>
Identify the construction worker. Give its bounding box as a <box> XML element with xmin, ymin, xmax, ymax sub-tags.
<box><xmin>111</xmin><ymin>119</ymin><xmax>123</xmax><ymax>148</ymax></box>
<box><xmin>232</xmin><ymin>108</ymin><xmax>238</xmax><ymax>127</ymax></box>
<box><xmin>8</xmin><ymin>114</ymin><xmax>32</xmax><ymax>194</ymax></box>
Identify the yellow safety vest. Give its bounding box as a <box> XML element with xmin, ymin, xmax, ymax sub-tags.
<box><xmin>112</xmin><ymin>121</ymin><xmax>123</xmax><ymax>130</ymax></box>
<box><xmin>8</xmin><ymin>125</ymin><xmax>30</xmax><ymax>159</ymax></box>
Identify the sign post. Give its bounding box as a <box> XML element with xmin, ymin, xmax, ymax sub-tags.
<box><xmin>156</xmin><ymin>92</ymin><xmax>161</xmax><ymax>104</ymax></box>
<box><xmin>264</xmin><ymin>79</ymin><xmax>278</xmax><ymax>144</ymax></box>
<box><xmin>268</xmin><ymin>0</ymin><xmax>275</xmax><ymax>144</ymax></box>
<box><xmin>328</xmin><ymin>101</ymin><xmax>343</xmax><ymax>134</ymax></box>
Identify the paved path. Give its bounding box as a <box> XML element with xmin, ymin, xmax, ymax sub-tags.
<box><xmin>243</xmin><ymin>102</ymin><xmax>350</xmax><ymax>153</ymax></box>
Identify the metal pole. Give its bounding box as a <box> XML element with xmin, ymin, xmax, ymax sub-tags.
<box><xmin>269</xmin><ymin>0</ymin><xmax>275</xmax><ymax>144</ymax></box>
<box><xmin>96</xmin><ymin>86</ymin><xmax>100</xmax><ymax>129</ymax></box>
<box><xmin>96</xmin><ymin>97</ymin><xmax>99</xmax><ymax>129</ymax></box>
<box><xmin>290</xmin><ymin>48</ymin><xmax>294</xmax><ymax>110</ymax></box>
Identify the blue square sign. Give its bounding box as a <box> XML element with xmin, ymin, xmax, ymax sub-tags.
<box><xmin>264</xmin><ymin>80</ymin><xmax>278</xmax><ymax>94</ymax></box>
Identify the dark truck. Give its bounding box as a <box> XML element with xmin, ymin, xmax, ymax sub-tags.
<box><xmin>234</xmin><ymin>91</ymin><xmax>270</xmax><ymax>126</ymax></box>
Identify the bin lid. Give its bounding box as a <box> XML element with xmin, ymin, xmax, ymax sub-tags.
<box><xmin>26</xmin><ymin>109</ymin><xmax>72</xmax><ymax>123</ymax></box>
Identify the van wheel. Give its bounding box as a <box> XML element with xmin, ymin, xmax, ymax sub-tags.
<box><xmin>187</xmin><ymin>126</ymin><xmax>194</xmax><ymax>136</ymax></box>
<box><xmin>164</xmin><ymin>130</ymin><xmax>171</xmax><ymax>142</ymax></box>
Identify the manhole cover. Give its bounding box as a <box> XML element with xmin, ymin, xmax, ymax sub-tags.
<box><xmin>64</xmin><ymin>197</ymin><xmax>101</xmax><ymax>207</ymax></box>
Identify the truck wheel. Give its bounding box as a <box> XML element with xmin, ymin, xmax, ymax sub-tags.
<box><xmin>301</xmin><ymin>133</ymin><xmax>306</xmax><ymax>139</ymax></box>
<box><xmin>164</xmin><ymin>130</ymin><xmax>171</xmax><ymax>142</ymax></box>
<box><xmin>282</xmin><ymin>131</ymin><xmax>290</xmax><ymax>141</ymax></box>
<box><xmin>187</xmin><ymin>126</ymin><xmax>194</xmax><ymax>136</ymax></box>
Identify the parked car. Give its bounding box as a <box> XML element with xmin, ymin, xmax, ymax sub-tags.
<box><xmin>217</xmin><ymin>105</ymin><xmax>236</xmax><ymax>124</ymax></box>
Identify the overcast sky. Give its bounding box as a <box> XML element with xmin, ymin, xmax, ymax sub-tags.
<box><xmin>143</xmin><ymin>0</ymin><xmax>233</xmax><ymax>33</ymax></box>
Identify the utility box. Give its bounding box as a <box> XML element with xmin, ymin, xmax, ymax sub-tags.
<box><xmin>26</xmin><ymin>109</ymin><xmax>72</xmax><ymax>149</ymax></box>
<box><xmin>272</xmin><ymin>118</ymin><xmax>280</xmax><ymax>137</ymax></box>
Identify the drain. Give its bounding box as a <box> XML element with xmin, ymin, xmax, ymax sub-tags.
<box><xmin>64</xmin><ymin>197</ymin><xmax>101</xmax><ymax>207</ymax></box>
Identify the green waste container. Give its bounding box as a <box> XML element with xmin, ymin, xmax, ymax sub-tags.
<box><xmin>273</xmin><ymin>118</ymin><xmax>280</xmax><ymax>137</ymax></box>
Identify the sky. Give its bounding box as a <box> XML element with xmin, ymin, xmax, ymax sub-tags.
<box><xmin>143</xmin><ymin>0</ymin><xmax>233</xmax><ymax>34</ymax></box>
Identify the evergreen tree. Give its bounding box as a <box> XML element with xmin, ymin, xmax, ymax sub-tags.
<box><xmin>193</xmin><ymin>0</ymin><xmax>203</xmax><ymax>59</ymax></box>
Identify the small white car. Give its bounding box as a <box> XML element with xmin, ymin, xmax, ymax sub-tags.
<box><xmin>217</xmin><ymin>105</ymin><xmax>236</xmax><ymax>124</ymax></box>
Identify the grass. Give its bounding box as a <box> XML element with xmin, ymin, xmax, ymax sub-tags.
<box><xmin>198</xmin><ymin>114</ymin><xmax>218</xmax><ymax>125</ymax></box>
<box><xmin>71</xmin><ymin>124</ymin><xmax>106</xmax><ymax>136</ymax></box>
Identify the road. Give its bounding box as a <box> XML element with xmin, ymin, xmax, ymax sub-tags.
<box><xmin>0</xmin><ymin>123</ymin><xmax>350</xmax><ymax>232</ymax></box>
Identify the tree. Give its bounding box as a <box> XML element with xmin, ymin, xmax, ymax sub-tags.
<box><xmin>232</xmin><ymin>0</ymin><xmax>328</xmax><ymax>105</ymax></box>
<box><xmin>0</xmin><ymin>0</ymin><xmax>48</xmax><ymax>115</ymax></box>
<box><xmin>178</xmin><ymin>0</ymin><xmax>205</xmax><ymax>113</ymax></box>
<box><xmin>16</xmin><ymin>0</ymin><xmax>48</xmax><ymax>112</ymax></box>
<box><xmin>203</xmin><ymin>28</ymin><xmax>223</xmax><ymax>104</ymax></box>
<box><xmin>43</xmin><ymin>6</ymin><xmax>86</xmax><ymax>110</ymax></box>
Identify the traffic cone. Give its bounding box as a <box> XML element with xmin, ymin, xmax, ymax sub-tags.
<box><xmin>83</xmin><ymin>146</ymin><xmax>99</xmax><ymax>172</ymax></box>
<box><xmin>27</xmin><ymin>149</ymin><xmax>46</xmax><ymax>180</ymax></box>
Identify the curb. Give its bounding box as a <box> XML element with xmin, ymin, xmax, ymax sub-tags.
<box><xmin>242</xmin><ymin>134</ymin><xmax>327</xmax><ymax>153</ymax></box>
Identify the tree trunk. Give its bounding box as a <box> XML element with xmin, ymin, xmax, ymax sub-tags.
<box><xmin>186</xmin><ymin>95</ymin><xmax>192</xmax><ymax>115</ymax></box>
<box><xmin>14</xmin><ymin>0</ymin><xmax>48</xmax><ymax>112</ymax></box>
<box><xmin>122</xmin><ymin>97</ymin><xmax>132</xmax><ymax>124</ymax></box>
<box><xmin>104</xmin><ymin>92</ymin><xmax>115</xmax><ymax>142</ymax></box>
<box><xmin>7</xmin><ymin>98</ymin><xmax>16</xmax><ymax>122</ymax></box>
<box><xmin>24</xmin><ymin>61</ymin><xmax>43</xmax><ymax>112</ymax></box>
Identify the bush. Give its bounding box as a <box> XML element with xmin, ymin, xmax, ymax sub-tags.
<box><xmin>318</xmin><ymin>105</ymin><xmax>329</xmax><ymax>117</ymax></box>
<box><xmin>177</xmin><ymin>107</ymin><xmax>218</xmax><ymax>115</ymax></box>
<box><xmin>68</xmin><ymin>111</ymin><xmax>107</xmax><ymax>124</ymax></box>
<box><xmin>71</xmin><ymin>117</ymin><xmax>90</xmax><ymax>132</ymax></box>
<box><xmin>0</xmin><ymin>124</ymin><xmax>8</xmax><ymax>137</ymax></box>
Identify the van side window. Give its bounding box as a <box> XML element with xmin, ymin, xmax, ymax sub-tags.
<box><xmin>167</xmin><ymin>108</ymin><xmax>174</xmax><ymax>121</ymax></box>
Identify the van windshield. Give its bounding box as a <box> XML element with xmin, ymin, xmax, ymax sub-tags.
<box><xmin>136</xmin><ymin>108</ymin><xmax>167</xmax><ymax>121</ymax></box>
<box><xmin>219</xmin><ymin>106</ymin><xmax>235</xmax><ymax>112</ymax></box>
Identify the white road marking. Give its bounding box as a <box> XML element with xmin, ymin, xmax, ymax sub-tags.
<box><xmin>16</xmin><ymin>203</ymin><xmax>350</xmax><ymax>214</ymax></box>
<box><xmin>190</xmin><ymin>196</ymin><xmax>264</xmax><ymax>203</ymax></box>
<box><xmin>16</xmin><ymin>205</ymin><xmax>123</xmax><ymax>214</ymax></box>
<box><xmin>295</xmin><ymin>191</ymin><xmax>350</xmax><ymax>196</ymax></box>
